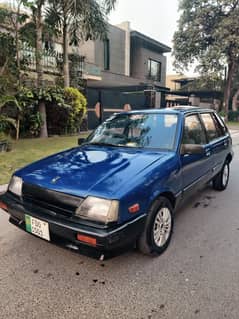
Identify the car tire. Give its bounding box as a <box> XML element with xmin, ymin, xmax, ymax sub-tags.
<box><xmin>137</xmin><ymin>196</ymin><xmax>174</xmax><ymax>256</ymax></box>
<box><xmin>212</xmin><ymin>161</ymin><xmax>230</xmax><ymax>191</ymax></box>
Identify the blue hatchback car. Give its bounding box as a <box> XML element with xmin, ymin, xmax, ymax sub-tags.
<box><xmin>0</xmin><ymin>107</ymin><xmax>233</xmax><ymax>256</ymax></box>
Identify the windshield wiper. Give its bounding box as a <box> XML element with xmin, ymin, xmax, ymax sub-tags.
<box><xmin>85</xmin><ymin>142</ymin><xmax>119</xmax><ymax>147</ymax></box>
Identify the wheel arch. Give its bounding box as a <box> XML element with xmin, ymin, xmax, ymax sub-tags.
<box><xmin>137</xmin><ymin>190</ymin><xmax>175</xmax><ymax>255</ymax></box>
<box><xmin>152</xmin><ymin>191</ymin><xmax>176</xmax><ymax>209</ymax></box>
<box><xmin>226</xmin><ymin>153</ymin><xmax>233</xmax><ymax>164</ymax></box>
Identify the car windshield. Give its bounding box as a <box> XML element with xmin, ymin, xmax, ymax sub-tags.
<box><xmin>85</xmin><ymin>113</ymin><xmax>178</xmax><ymax>150</ymax></box>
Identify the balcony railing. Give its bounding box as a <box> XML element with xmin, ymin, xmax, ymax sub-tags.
<box><xmin>20</xmin><ymin>43</ymin><xmax>101</xmax><ymax>82</ymax></box>
<box><xmin>20</xmin><ymin>42</ymin><xmax>64</xmax><ymax>75</ymax></box>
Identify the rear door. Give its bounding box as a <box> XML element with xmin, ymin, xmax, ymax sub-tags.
<box><xmin>180</xmin><ymin>114</ymin><xmax>212</xmax><ymax>195</ymax></box>
<box><xmin>200</xmin><ymin>112</ymin><xmax>229</xmax><ymax>176</ymax></box>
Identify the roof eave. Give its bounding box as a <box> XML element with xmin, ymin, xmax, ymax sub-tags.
<box><xmin>130</xmin><ymin>31</ymin><xmax>171</xmax><ymax>53</ymax></box>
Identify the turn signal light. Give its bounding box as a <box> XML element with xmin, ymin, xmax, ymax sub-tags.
<box><xmin>77</xmin><ymin>234</ymin><xmax>97</xmax><ymax>247</ymax></box>
<box><xmin>0</xmin><ymin>201</ymin><xmax>7</xmax><ymax>211</ymax></box>
<box><xmin>128</xmin><ymin>203</ymin><xmax>140</xmax><ymax>214</ymax></box>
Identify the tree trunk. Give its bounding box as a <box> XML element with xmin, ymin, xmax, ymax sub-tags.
<box><xmin>36</xmin><ymin>2</ymin><xmax>48</xmax><ymax>138</ymax></box>
<box><xmin>16</xmin><ymin>29</ymin><xmax>20</xmax><ymax>84</ymax></box>
<box><xmin>223</xmin><ymin>61</ymin><xmax>235</xmax><ymax>121</ymax></box>
<box><xmin>16</xmin><ymin>116</ymin><xmax>20</xmax><ymax>140</ymax></box>
<box><xmin>232</xmin><ymin>87</ymin><xmax>239</xmax><ymax>111</ymax></box>
<box><xmin>16</xmin><ymin>2</ymin><xmax>21</xmax><ymax>85</ymax></box>
<box><xmin>36</xmin><ymin>4</ymin><xmax>44</xmax><ymax>88</ymax></box>
<box><xmin>0</xmin><ymin>57</ymin><xmax>9</xmax><ymax>76</ymax></box>
<box><xmin>39</xmin><ymin>100</ymin><xmax>48</xmax><ymax>138</ymax></box>
<box><xmin>63</xmin><ymin>21</ymin><xmax>70</xmax><ymax>88</ymax></box>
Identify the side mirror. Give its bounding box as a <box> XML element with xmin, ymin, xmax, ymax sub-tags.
<box><xmin>180</xmin><ymin>144</ymin><xmax>204</xmax><ymax>155</ymax></box>
<box><xmin>78</xmin><ymin>138</ymin><xmax>85</xmax><ymax>145</ymax></box>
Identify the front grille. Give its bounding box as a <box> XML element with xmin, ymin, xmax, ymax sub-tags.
<box><xmin>22</xmin><ymin>183</ymin><xmax>83</xmax><ymax>218</ymax></box>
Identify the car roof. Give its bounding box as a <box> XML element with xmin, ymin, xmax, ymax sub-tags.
<box><xmin>121</xmin><ymin>106</ymin><xmax>214</xmax><ymax>115</ymax></box>
<box><xmin>169</xmin><ymin>106</ymin><xmax>214</xmax><ymax>114</ymax></box>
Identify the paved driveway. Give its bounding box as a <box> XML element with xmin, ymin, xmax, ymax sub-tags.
<box><xmin>1</xmin><ymin>135</ymin><xmax>239</xmax><ymax>319</ymax></box>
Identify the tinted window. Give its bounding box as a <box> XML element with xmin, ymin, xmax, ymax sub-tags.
<box><xmin>201</xmin><ymin>113</ymin><xmax>219</xmax><ymax>141</ymax></box>
<box><xmin>85</xmin><ymin>113</ymin><xmax>178</xmax><ymax>150</ymax></box>
<box><xmin>182</xmin><ymin>115</ymin><xmax>206</xmax><ymax>145</ymax></box>
<box><xmin>213</xmin><ymin>113</ymin><xmax>227</xmax><ymax>136</ymax></box>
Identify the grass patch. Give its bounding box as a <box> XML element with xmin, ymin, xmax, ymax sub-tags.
<box><xmin>0</xmin><ymin>135</ymin><xmax>87</xmax><ymax>185</ymax></box>
<box><xmin>227</xmin><ymin>121</ymin><xmax>239</xmax><ymax>128</ymax></box>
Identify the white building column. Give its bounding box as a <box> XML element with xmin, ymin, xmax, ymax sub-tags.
<box><xmin>116</xmin><ymin>21</ymin><xmax>131</xmax><ymax>76</ymax></box>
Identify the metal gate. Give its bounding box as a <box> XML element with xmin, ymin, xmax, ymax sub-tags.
<box><xmin>86</xmin><ymin>85</ymin><xmax>167</xmax><ymax>130</ymax></box>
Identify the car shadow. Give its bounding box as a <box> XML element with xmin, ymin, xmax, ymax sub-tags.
<box><xmin>2</xmin><ymin>183</ymin><xmax>221</xmax><ymax>278</ymax></box>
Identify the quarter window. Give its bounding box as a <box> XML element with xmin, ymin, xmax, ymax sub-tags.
<box><xmin>201</xmin><ymin>113</ymin><xmax>219</xmax><ymax>141</ymax></box>
<box><xmin>213</xmin><ymin>113</ymin><xmax>227</xmax><ymax>136</ymax></box>
<box><xmin>182</xmin><ymin>115</ymin><xmax>206</xmax><ymax>145</ymax></box>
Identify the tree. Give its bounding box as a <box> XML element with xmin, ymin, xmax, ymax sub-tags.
<box><xmin>0</xmin><ymin>1</ymin><xmax>49</xmax><ymax>137</ymax></box>
<box><xmin>0</xmin><ymin>96</ymin><xmax>22</xmax><ymax>139</ymax></box>
<box><xmin>0</xmin><ymin>2</ymin><xmax>29</xmax><ymax>84</ymax></box>
<box><xmin>0</xmin><ymin>31</ymin><xmax>20</xmax><ymax>98</ymax></box>
<box><xmin>1</xmin><ymin>1</ymin><xmax>49</xmax><ymax>137</ymax></box>
<box><xmin>173</xmin><ymin>0</ymin><xmax>239</xmax><ymax>120</ymax></box>
<box><xmin>46</xmin><ymin>0</ymin><xmax>116</xmax><ymax>88</ymax></box>
<box><xmin>27</xmin><ymin>0</ymin><xmax>48</xmax><ymax>137</ymax></box>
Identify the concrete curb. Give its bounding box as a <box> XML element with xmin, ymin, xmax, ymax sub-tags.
<box><xmin>0</xmin><ymin>184</ymin><xmax>8</xmax><ymax>194</ymax></box>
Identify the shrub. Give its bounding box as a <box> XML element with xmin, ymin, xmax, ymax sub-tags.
<box><xmin>0</xmin><ymin>132</ymin><xmax>12</xmax><ymax>152</ymax></box>
<box><xmin>228</xmin><ymin>111</ymin><xmax>239</xmax><ymax>122</ymax></box>
<box><xmin>16</xmin><ymin>86</ymin><xmax>87</xmax><ymax>137</ymax></box>
<box><xmin>64</xmin><ymin>87</ymin><xmax>87</xmax><ymax>134</ymax></box>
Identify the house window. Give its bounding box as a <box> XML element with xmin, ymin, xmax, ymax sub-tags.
<box><xmin>148</xmin><ymin>59</ymin><xmax>161</xmax><ymax>82</ymax></box>
<box><xmin>104</xmin><ymin>39</ymin><xmax>110</xmax><ymax>70</ymax></box>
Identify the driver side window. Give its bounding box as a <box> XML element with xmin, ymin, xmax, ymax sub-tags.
<box><xmin>182</xmin><ymin>115</ymin><xmax>206</xmax><ymax>145</ymax></box>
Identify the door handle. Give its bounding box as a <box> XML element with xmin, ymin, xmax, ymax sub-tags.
<box><xmin>205</xmin><ymin>150</ymin><xmax>211</xmax><ymax>157</ymax></box>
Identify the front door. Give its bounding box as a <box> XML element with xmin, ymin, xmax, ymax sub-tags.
<box><xmin>181</xmin><ymin>114</ymin><xmax>213</xmax><ymax>197</ymax></box>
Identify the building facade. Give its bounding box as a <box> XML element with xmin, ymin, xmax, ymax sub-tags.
<box><xmin>1</xmin><ymin>9</ymin><xmax>172</xmax><ymax>128</ymax></box>
<box><xmin>79</xmin><ymin>22</ymin><xmax>170</xmax><ymax>92</ymax></box>
<box><xmin>77</xmin><ymin>22</ymin><xmax>171</xmax><ymax>128</ymax></box>
<box><xmin>166</xmin><ymin>75</ymin><xmax>222</xmax><ymax>110</ymax></box>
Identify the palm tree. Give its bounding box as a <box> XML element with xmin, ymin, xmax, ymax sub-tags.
<box><xmin>0</xmin><ymin>96</ymin><xmax>22</xmax><ymax>139</ymax></box>
<box><xmin>0</xmin><ymin>2</ymin><xmax>28</xmax><ymax>84</ymax></box>
<box><xmin>46</xmin><ymin>0</ymin><xmax>116</xmax><ymax>88</ymax></box>
<box><xmin>27</xmin><ymin>0</ymin><xmax>48</xmax><ymax>137</ymax></box>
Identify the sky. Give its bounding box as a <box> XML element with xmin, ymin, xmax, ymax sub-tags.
<box><xmin>109</xmin><ymin>0</ymin><xmax>181</xmax><ymax>74</ymax></box>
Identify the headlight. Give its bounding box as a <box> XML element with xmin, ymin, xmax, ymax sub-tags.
<box><xmin>8</xmin><ymin>176</ymin><xmax>23</xmax><ymax>197</ymax></box>
<box><xmin>75</xmin><ymin>196</ymin><xmax>119</xmax><ymax>223</ymax></box>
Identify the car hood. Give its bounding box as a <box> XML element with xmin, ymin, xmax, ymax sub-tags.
<box><xmin>16</xmin><ymin>145</ymin><xmax>172</xmax><ymax>198</ymax></box>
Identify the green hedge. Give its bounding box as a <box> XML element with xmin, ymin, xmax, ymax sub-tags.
<box><xmin>219</xmin><ymin>111</ymin><xmax>239</xmax><ymax>122</ymax></box>
<box><xmin>228</xmin><ymin>111</ymin><xmax>239</xmax><ymax>122</ymax></box>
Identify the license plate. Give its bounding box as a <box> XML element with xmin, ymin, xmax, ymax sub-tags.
<box><xmin>25</xmin><ymin>214</ymin><xmax>50</xmax><ymax>241</ymax></box>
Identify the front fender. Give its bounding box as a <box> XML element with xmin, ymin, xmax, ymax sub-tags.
<box><xmin>118</xmin><ymin>155</ymin><xmax>182</xmax><ymax>224</ymax></box>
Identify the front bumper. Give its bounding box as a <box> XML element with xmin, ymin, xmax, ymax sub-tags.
<box><xmin>0</xmin><ymin>192</ymin><xmax>146</xmax><ymax>253</ymax></box>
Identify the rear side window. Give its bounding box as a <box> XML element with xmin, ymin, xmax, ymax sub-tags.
<box><xmin>201</xmin><ymin>113</ymin><xmax>219</xmax><ymax>141</ymax></box>
<box><xmin>213</xmin><ymin>113</ymin><xmax>227</xmax><ymax>136</ymax></box>
<box><xmin>182</xmin><ymin>115</ymin><xmax>207</xmax><ymax>145</ymax></box>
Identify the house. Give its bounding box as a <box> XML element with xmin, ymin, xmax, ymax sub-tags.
<box><xmin>166</xmin><ymin>74</ymin><xmax>222</xmax><ymax>110</ymax></box>
<box><xmin>80</xmin><ymin>22</ymin><xmax>170</xmax><ymax>89</ymax></box>
<box><xmin>78</xmin><ymin>22</ymin><xmax>171</xmax><ymax>128</ymax></box>
<box><xmin>0</xmin><ymin>8</ymin><xmax>171</xmax><ymax>128</ymax></box>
